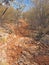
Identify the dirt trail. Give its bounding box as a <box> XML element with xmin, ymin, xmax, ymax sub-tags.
<box><xmin>0</xmin><ymin>19</ymin><xmax>49</xmax><ymax>65</ymax></box>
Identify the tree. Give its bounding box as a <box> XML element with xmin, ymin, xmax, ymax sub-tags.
<box><xmin>0</xmin><ymin>0</ymin><xmax>26</xmax><ymax>23</ymax></box>
<box><xmin>22</xmin><ymin>0</ymin><xmax>49</xmax><ymax>39</ymax></box>
<box><xmin>23</xmin><ymin>0</ymin><xmax>49</xmax><ymax>29</ymax></box>
<box><xmin>31</xmin><ymin>0</ymin><xmax>49</xmax><ymax>27</ymax></box>
<box><xmin>13</xmin><ymin>0</ymin><xmax>26</xmax><ymax>19</ymax></box>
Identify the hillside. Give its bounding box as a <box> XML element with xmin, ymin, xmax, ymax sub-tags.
<box><xmin>0</xmin><ymin>5</ymin><xmax>49</xmax><ymax>65</ymax></box>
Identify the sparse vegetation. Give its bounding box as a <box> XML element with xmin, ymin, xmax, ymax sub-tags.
<box><xmin>0</xmin><ymin>0</ymin><xmax>49</xmax><ymax>65</ymax></box>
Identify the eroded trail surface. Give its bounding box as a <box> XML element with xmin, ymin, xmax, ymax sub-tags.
<box><xmin>0</xmin><ymin>21</ymin><xmax>49</xmax><ymax>65</ymax></box>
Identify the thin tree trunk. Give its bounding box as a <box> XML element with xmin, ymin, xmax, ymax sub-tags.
<box><xmin>2</xmin><ymin>7</ymin><xmax>8</xmax><ymax>17</ymax></box>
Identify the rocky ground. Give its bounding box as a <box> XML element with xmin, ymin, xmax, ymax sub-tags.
<box><xmin>0</xmin><ymin>20</ymin><xmax>49</xmax><ymax>65</ymax></box>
